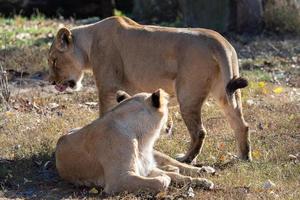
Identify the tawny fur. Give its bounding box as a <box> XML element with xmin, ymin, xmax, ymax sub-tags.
<box><xmin>49</xmin><ymin>16</ymin><xmax>251</xmax><ymax>163</ymax></box>
<box><xmin>55</xmin><ymin>90</ymin><xmax>213</xmax><ymax>194</ymax></box>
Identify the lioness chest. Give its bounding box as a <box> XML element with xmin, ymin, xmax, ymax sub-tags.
<box><xmin>137</xmin><ymin>151</ymin><xmax>156</xmax><ymax>176</ymax></box>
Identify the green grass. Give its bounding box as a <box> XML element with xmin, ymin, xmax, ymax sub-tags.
<box><xmin>0</xmin><ymin>16</ymin><xmax>53</xmax><ymax>48</ymax></box>
<box><xmin>242</xmin><ymin>69</ymin><xmax>272</xmax><ymax>82</ymax></box>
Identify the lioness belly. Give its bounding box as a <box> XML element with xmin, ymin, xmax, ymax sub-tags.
<box><xmin>123</xmin><ymin>61</ymin><xmax>176</xmax><ymax>95</ymax></box>
<box><xmin>128</xmin><ymin>78</ymin><xmax>175</xmax><ymax>96</ymax></box>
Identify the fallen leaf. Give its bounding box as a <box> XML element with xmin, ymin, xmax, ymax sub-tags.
<box><xmin>155</xmin><ymin>191</ymin><xmax>168</xmax><ymax>199</ymax></box>
<box><xmin>252</xmin><ymin>150</ymin><xmax>261</xmax><ymax>159</ymax></box>
<box><xmin>218</xmin><ymin>143</ymin><xmax>225</xmax><ymax>150</ymax></box>
<box><xmin>89</xmin><ymin>187</ymin><xmax>98</xmax><ymax>194</ymax></box>
<box><xmin>219</xmin><ymin>154</ymin><xmax>227</xmax><ymax>162</ymax></box>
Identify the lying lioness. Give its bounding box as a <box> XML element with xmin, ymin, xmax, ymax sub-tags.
<box><xmin>49</xmin><ymin>16</ymin><xmax>251</xmax><ymax>163</ymax></box>
<box><xmin>55</xmin><ymin>89</ymin><xmax>213</xmax><ymax>194</ymax></box>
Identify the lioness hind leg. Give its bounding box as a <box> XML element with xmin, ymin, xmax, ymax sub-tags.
<box><xmin>104</xmin><ymin>172</ymin><xmax>171</xmax><ymax>194</ymax></box>
<box><xmin>217</xmin><ymin>91</ymin><xmax>252</xmax><ymax>161</ymax></box>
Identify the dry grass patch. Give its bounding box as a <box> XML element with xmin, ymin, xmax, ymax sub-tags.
<box><xmin>1</xmin><ymin>82</ymin><xmax>299</xmax><ymax>199</ymax></box>
<box><xmin>0</xmin><ymin>17</ymin><xmax>299</xmax><ymax>199</ymax></box>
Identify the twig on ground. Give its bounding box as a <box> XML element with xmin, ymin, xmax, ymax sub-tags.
<box><xmin>0</xmin><ymin>64</ymin><xmax>11</xmax><ymax>109</ymax></box>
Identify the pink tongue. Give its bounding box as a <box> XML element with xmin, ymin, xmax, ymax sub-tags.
<box><xmin>55</xmin><ymin>84</ymin><xmax>68</xmax><ymax>92</ymax></box>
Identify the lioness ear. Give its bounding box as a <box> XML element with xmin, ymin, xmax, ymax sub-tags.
<box><xmin>116</xmin><ymin>90</ymin><xmax>131</xmax><ymax>103</ymax></box>
<box><xmin>151</xmin><ymin>89</ymin><xmax>169</xmax><ymax>108</ymax></box>
<box><xmin>55</xmin><ymin>27</ymin><xmax>73</xmax><ymax>52</ymax></box>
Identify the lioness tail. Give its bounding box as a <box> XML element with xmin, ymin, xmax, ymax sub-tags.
<box><xmin>226</xmin><ymin>76</ymin><xmax>248</xmax><ymax>96</ymax></box>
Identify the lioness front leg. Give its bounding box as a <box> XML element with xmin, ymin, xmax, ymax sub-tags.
<box><xmin>174</xmin><ymin>78</ymin><xmax>211</xmax><ymax>163</ymax></box>
<box><xmin>150</xmin><ymin>167</ymin><xmax>213</xmax><ymax>190</ymax></box>
<box><xmin>99</xmin><ymin>91</ymin><xmax>119</xmax><ymax>115</ymax></box>
<box><xmin>104</xmin><ymin>172</ymin><xmax>171</xmax><ymax>194</ymax></box>
<box><xmin>175</xmin><ymin>95</ymin><xmax>208</xmax><ymax>163</ymax></box>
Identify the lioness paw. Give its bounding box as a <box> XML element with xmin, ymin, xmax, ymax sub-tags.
<box><xmin>191</xmin><ymin>178</ymin><xmax>214</xmax><ymax>190</ymax></box>
<box><xmin>197</xmin><ymin>166</ymin><xmax>216</xmax><ymax>175</ymax></box>
<box><xmin>157</xmin><ymin>175</ymin><xmax>171</xmax><ymax>190</ymax></box>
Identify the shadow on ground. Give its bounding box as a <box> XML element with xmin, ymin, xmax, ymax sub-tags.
<box><xmin>0</xmin><ymin>153</ymin><xmax>239</xmax><ymax>199</ymax></box>
<box><xmin>0</xmin><ymin>153</ymin><xmax>104</xmax><ymax>199</ymax></box>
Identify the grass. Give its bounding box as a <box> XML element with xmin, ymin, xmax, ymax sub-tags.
<box><xmin>0</xmin><ymin>16</ymin><xmax>300</xmax><ymax>199</ymax></box>
<box><xmin>264</xmin><ymin>0</ymin><xmax>300</xmax><ymax>34</ymax></box>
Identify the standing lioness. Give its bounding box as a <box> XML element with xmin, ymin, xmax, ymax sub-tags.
<box><xmin>56</xmin><ymin>89</ymin><xmax>213</xmax><ymax>194</ymax></box>
<box><xmin>49</xmin><ymin>16</ymin><xmax>251</xmax><ymax>163</ymax></box>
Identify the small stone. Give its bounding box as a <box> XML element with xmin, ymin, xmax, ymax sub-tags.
<box><xmin>187</xmin><ymin>187</ymin><xmax>195</xmax><ymax>198</ymax></box>
<box><xmin>48</xmin><ymin>102</ymin><xmax>59</xmax><ymax>110</ymax></box>
<box><xmin>263</xmin><ymin>180</ymin><xmax>276</xmax><ymax>190</ymax></box>
<box><xmin>258</xmin><ymin>122</ymin><xmax>264</xmax><ymax>130</ymax></box>
<box><xmin>246</xmin><ymin>99</ymin><xmax>255</xmax><ymax>106</ymax></box>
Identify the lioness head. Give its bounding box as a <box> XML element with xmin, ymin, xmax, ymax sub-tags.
<box><xmin>113</xmin><ymin>89</ymin><xmax>169</xmax><ymax>139</ymax></box>
<box><xmin>116</xmin><ymin>89</ymin><xmax>169</xmax><ymax>113</ymax></box>
<box><xmin>48</xmin><ymin>27</ymin><xmax>86</xmax><ymax>92</ymax></box>
<box><xmin>115</xmin><ymin>89</ymin><xmax>169</xmax><ymax>130</ymax></box>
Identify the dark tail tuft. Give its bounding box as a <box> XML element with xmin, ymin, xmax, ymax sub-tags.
<box><xmin>226</xmin><ymin>76</ymin><xmax>248</xmax><ymax>96</ymax></box>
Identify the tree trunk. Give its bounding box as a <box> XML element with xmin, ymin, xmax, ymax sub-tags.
<box><xmin>132</xmin><ymin>0</ymin><xmax>179</xmax><ymax>24</ymax></box>
<box><xmin>236</xmin><ymin>0</ymin><xmax>264</xmax><ymax>33</ymax></box>
<box><xmin>178</xmin><ymin>0</ymin><xmax>233</xmax><ymax>32</ymax></box>
<box><xmin>99</xmin><ymin>0</ymin><xmax>114</xmax><ymax>18</ymax></box>
<box><xmin>0</xmin><ymin>0</ymin><xmax>114</xmax><ymax>18</ymax></box>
